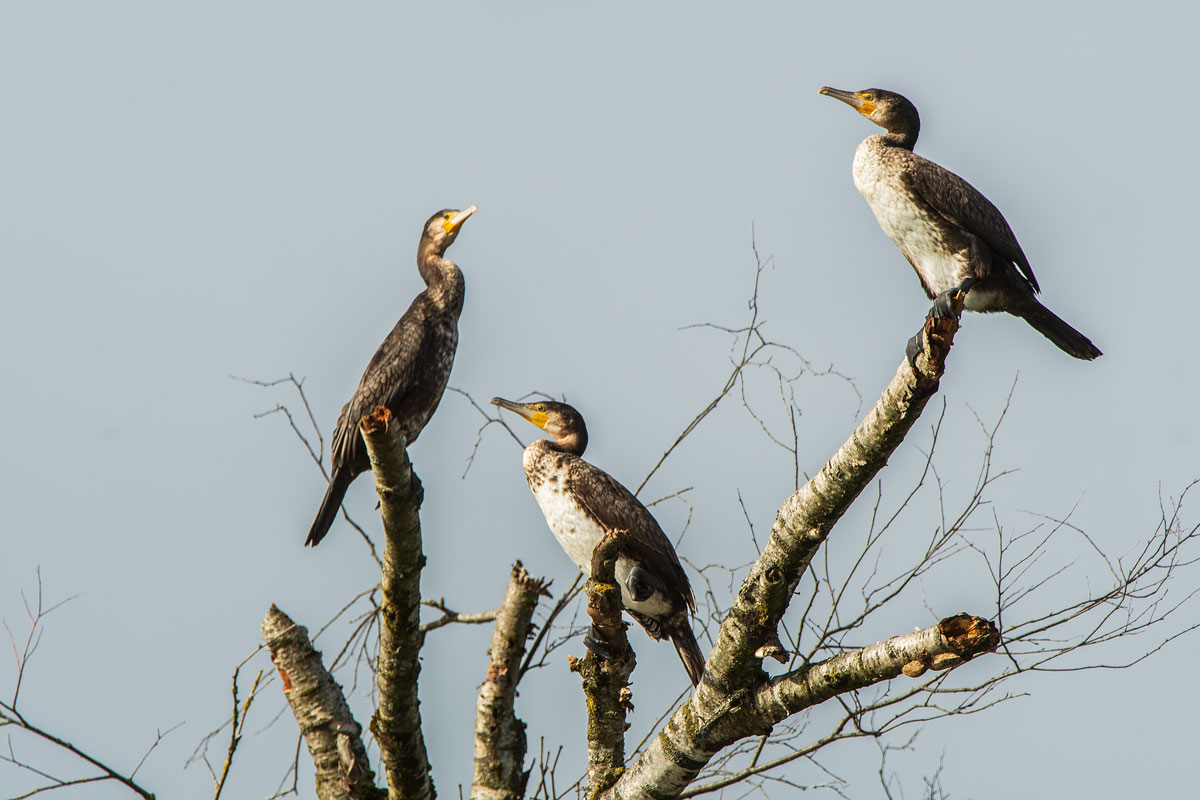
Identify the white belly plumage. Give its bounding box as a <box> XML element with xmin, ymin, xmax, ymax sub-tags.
<box><xmin>853</xmin><ymin>142</ymin><xmax>966</xmax><ymax>298</ymax></box>
<box><xmin>526</xmin><ymin>467</ymin><xmax>674</xmax><ymax>620</ymax></box>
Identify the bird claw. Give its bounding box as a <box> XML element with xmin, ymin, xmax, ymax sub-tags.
<box><xmin>908</xmin><ymin>285</ymin><xmax>968</xmax><ymax>369</ymax></box>
<box><xmin>410</xmin><ymin>469</ymin><xmax>425</xmax><ymax>508</ymax></box>
<box><xmin>583</xmin><ymin>624</ymin><xmax>615</xmax><ymax>659</ymax></box>
<box><xmin>930</xmin><ymin>287</ymin><xmax>965</xmax><ymax>321</ymax></box>
<box><xmin>905</xmin><ymin>332</ymin><xmax>925</xmax><ymax>370</ymax></box>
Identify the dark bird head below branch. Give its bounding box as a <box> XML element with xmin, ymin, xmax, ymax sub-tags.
<box><xmin>421</xmin><ymin>205</ymin><xmax>477</xmax><ymax>255</ymax></box>
<box><xmin>818</xmin><ymin>86</ymin><xmax>920</xmax><ymax>138</ymax></box>
<box><xmin>490</xmin><ymin>397</ymin><xmax>589</xmax><ymax>456</ymax></box>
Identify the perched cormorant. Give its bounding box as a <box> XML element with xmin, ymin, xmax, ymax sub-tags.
<box><xmin>305</xmin><ymin>206</ymin><xmax>477</xmax><ymax>546</ymax></box>
<box><xmin>490</xmin><ymin>397</ymin><xmax>706</xmax><ymax>686</ymax></box>
<box><xmin>818</xmin><ymin>86</ymin><xmax>1101</xmax><ymax>360</ymax></box>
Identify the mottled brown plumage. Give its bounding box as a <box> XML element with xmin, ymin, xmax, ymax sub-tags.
<box><xmin>491</xmin><ymin>397</ymin><xmax>705</xmax><ymax>685</ymax></box>
<box><xmin>306</xmin><ymin>206</ymin><xmax>476</xmax><ymax>546</ymax></box>
<box><xmin>819</xmin><ymin>86</ymin><xmax>1101</xmax><ymax>360</ymax></box>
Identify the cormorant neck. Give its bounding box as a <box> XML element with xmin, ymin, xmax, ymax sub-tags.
<box><xmin>547</xmin><ymin>430</ymin><xmax>587</xmax><ymax>457</ymax></box>
<box><xmin>882</xmin><ymin>122</ymin><xmax>919</xmax><ymax>151</ymax></box>
<box><xmin>416</xmin><ymin>245</ymin><xmax>464</xmax><ymax>314</ymax></box>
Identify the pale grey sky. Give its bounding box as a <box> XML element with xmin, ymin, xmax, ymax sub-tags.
<box><xmin>2</xmin><ymin>2</ymin><xmax>1197</xmax><ymax>798</ymax></box>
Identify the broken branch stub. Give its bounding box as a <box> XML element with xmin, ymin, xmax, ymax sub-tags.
<box><xmin>262</xmin><ymin>604</ymin><xmax>383</xmax><ymax>800</ymax></box>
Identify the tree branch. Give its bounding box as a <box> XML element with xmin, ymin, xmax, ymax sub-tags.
<box><xmin>0</xmin><ymin>710</ymin><xmax>165</xmax><ymax>800</ymax></box>
<box><xmin>519</xmin><ymin>574</ymin><xmax>585</xmax><ymax>681</ymax></box>
<box><xmin>420</xmin><ymin>600</ymin><xmax>500</xmax><ymax>636</ymax></box>
<box><xmin>470</xmin><ymin>562</ymin><xmax>551</xmax><ymax>800</ymax></box>
<box><xmin>677</xmin><ymin>616</ymin><xmax>999</xmax><ymax>797</ymax></box>
<box><xmin>608</xmin><ymin>299</ymin><xmax>967</xmax><ymax>798</ymax></box>
<box><xmin>358</xmin><ymin>407</ymin><xmax>434</xmax><ymax>800</ymax></box>
<box><xmin>709</xmin><ymin>302</ymin><xmax>963</xmax><ymax>690</ymax></box>
<box><xmin>236</xmin><ymin>373</ymin><xmax>383</xmax><ymax>569</ymax></box>
<box><xmin>211</xmin><ymin>661</ymin><xmax>263</xmax><ymax>800</ymax></box>
<box><xmin>1</xmin><ymin>572</ymin><xmax>161</xmax><ymax>800</ymax></box>
<box><xmin>262</xmin><ymin>604</ymin><xmax>383</xmax><ymax>800</ymax></box>
<box><xmin>755</xmin><ymin>614</ymin><xmax>1000</xmax><ymax>725</ymax></box>
<box><xmin>575</xmin><ymin>529</ymin><xmax>635</xmax><ymax>795</ymax></box>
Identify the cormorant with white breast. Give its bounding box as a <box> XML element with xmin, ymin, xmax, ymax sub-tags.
<box><xmin>305</xmin><ymin>206</ymin><xmax>477</xmax><ymax>547</ymax></box>
<box><xmin>490</xmin><ymin>397</ymin><xmax>706</xmax><ymax>686</ymax></box>
<box><xmin>818</xmin><ymin>86</ymin><xmax>1101</xmax><ymax>360</ymax></box>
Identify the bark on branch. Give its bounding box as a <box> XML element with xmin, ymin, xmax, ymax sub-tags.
<box><xmin>262</xmin><ymin>604</ymin><xmax>384</xmax><ymax>800</ymax></box>
<box><xmin>710</xmin><ymin>305</ymin><xmax>963</xmax><ymax>689</ymax></box>
<box><xmin>609</xmin><ymin>301</ymin><xmax>974</xmax><ymax>797</ymax></box>
<box><xmin>754</xmin><ymin>614</ymin><xmax>1000</xmax><ymax>723</ymax></box>
<box><xmin>470</xmin><ymin>561</ymin><xmax>551</xmax><ymax>800</ymax></box>
<box><xmin>574</xmin><ymin>528</ymin><xmax>636</xmax><ymax>795</ymax></box>
<box><xmin>676</xmin><ymin>615</ymin><xmax>1000</xmax><ymax>798</ymax></box>
<box><xmin>359</xmin><ymin>407</ymin><xmax>434</xmax><ymax>800</ymax></box>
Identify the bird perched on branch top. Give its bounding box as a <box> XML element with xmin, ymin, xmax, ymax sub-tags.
<box><xmin>305</xmin><ymin>205</ymin><xmax>477</xmax><ymax>546</ymax></box>
<box><xmin>818</xmin><ymin>86</ymin><xmax>1101</xmax><ymax>360</ymax></box>
<box><xmin>490</xmin><ymin>397</ymin><xmax>706</xmax><ymax>686</ymax></box>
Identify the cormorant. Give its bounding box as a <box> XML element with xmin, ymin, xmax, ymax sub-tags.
<box><xmin>490</xmin><ymin>397</ymin><xmax>706</xmax><ymax>686</ymax></box>
<box><xmin>818</xmin><ymin>86</ymin><xmax>1101</xmax><ymax>360</ymax></box>
<box><xmin>305</xmin><ymin>205</ymin><xmax>477</xmax><ymax>546</ymax></box>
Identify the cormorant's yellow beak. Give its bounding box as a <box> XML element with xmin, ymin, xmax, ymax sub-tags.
<box><xmin>443</xmin><ymin>205</ymin><xmax>478</xmax><ymax>234</ymax></box>
<box><xmin>490</xmin><ymin>397</ymin><xmax>548</xmax><ymax>430</ymax></box>
<box><xmin>819</xmin><ymin>86</ymin><xmax>873</xmax><ymax>116</ymax></box>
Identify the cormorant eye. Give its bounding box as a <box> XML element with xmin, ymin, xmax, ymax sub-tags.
<box><xmin>862</xmin><ymin>93</ymin><xmax>874</xmax><ymax>101</ymax></box>
<box><xmin>536</xmin><ymin>404</ymin><xmax>546</xmax><ymax>412</ymax></box>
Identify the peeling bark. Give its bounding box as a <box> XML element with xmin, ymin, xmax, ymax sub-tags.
<box><xmin>470</xmin><ymin>562</ymin><xmax>550</xmax><ymax>800</ymax></box>
<box><xmin>576</xmin><ymin>529</ymin><xmax>636</xmax><ymax>796</ymax></box>
<box><xmin>359</xmin><ymin>407</ymin><xmax>434</xmax><ymax>800</ymax></box>
<box><xmin>262</xmin><ymin>604</ymin><xmax>384</xmax><ymax>800</ymax></box>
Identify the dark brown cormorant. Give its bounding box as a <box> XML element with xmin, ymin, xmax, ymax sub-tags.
<box><xmin>818</xmin><ymin>86</ymin><xmax>1101</xmax><ymax>360</ymax></box>
<box><xmin>305</xmin><ymin>205</ymin><xmax>477</xmax><ymax>546</ymax></box>
<box><xmin>490</xmin><ymin>397</ymin><xmax>706</xmax><ymax>686</ymax></box>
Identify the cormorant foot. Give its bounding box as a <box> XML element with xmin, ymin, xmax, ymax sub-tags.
<box><xmin>583</xmin><ymin>624</ymin><xmax>616</xmax><ymax>659</ymax></box>
<box><xmin>625</xmin><ymin>565</ymin><xmax>655</xmax><ymax>603</ymax></box>
<box><xmin>930</xmin><ymin>288</ymin><xmax>962</xmax><ymax>321</ymax></box>
<box><xmin>909</xmin><ymin>286</ymin><xmax>967</xmax><ymax>370</ymax></box>
<box><xmin>905</xmin><ymin>332</ymin><xmax>924</xmax><ymax>370</ymax></box>
<box><xmin>410</xmin><ymin>469</ymin><xmax>425</xmax><ymax>508</ymax></box>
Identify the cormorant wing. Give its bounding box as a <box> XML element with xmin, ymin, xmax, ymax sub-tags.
<box><xmin>902</xmin><ymin>156</ymin><xmax>1041</xmax><ymax>293</ymax></box>
<box><xmin>330</xmin><ymin>299</ymin><xmax>431</xmax><ymax>471</ymax></box>
<box><xmin>565</xmin><ymin>460</ymin><xmax>696</xmax><ymax>612</ymax></box>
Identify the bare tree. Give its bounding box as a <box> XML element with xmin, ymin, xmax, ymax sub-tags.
<box><xmin>250</xmin><ymin>280</ymin><xmax>1196</xmax><ymax>798</ymax></box>
<box><xmin>4</xmin><ymin>269</ymin><xmax>1198</xmax><ymax>800</ymax></box>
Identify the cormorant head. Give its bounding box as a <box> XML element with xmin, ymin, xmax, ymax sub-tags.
<box><xmin>490</xmin><ymin>397</ymin><xmax>589</xmax><ymax>454</ymax></box>
<box><xmin>818</xmin><ymin>87</ymin><xmax>919</xmax><ymax>136</ymax></box>
<box><xmin>422</xmin><ymin>206</ymin><xmax>477</xmax><ymax>254</ymax></box>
